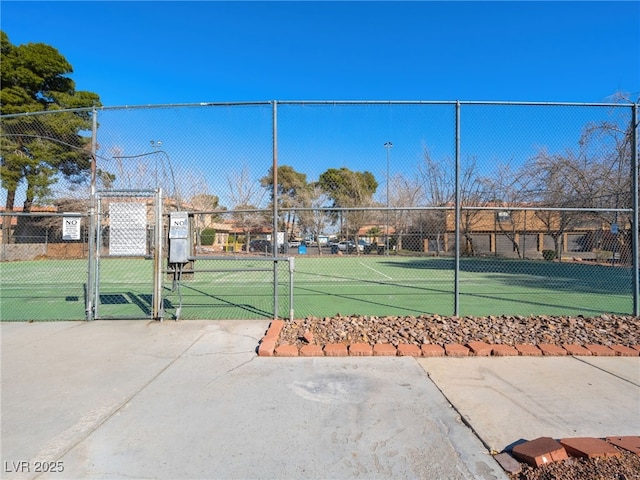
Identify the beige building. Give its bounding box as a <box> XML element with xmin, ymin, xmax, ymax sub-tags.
<box><xmin>402</xmin><ymin>207</ymin><xmax>629</xmax><ymax>261</ymax></box>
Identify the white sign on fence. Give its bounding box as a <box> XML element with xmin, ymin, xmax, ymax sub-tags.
<box><xmin>109</xmin><ymin>203</ymin><xmax>147</xmax><ymax>256</ymax></box>
<box><xmin>62</xmin><ymin>214</ymin><xmax>81</xmax><ymax>240</ymax></box>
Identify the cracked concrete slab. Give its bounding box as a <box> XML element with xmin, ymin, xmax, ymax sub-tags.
<box><xmin>417</xmin><ymin>356</ymin><xmax>640</xmax><ymax>453</ymax></box>
<box><xmin>2</xmin><ymin>320</ymin><xmax>505</xmax><ymax>480</ymax></box>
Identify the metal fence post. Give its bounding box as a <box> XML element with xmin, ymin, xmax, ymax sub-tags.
<box><xmin>86</xmin><ymin>108</ymin><xmax>98</xmax><ymax>320</ymax></box>
<box><xmin>289</xmin><ymin>256</ymin><xmax>295</xmax><ymax>320</ymax></box>
<box><xmin>632</xmin><ymin>103</ymin><xmax>639</xmax><ymax>316</ymax></box>
<box><xmin>272</xmin><ymin>100</ymin><xmax>279</xmax><ymax>319</ymax></box>
<box><xmin>454</xmin><ymin>101</ymin><xmax>461</xmax><ymax>317</ymax></box>
<box><xmin>153</xmin><ymin>188</ymin><xmax>163</xmax><ymax>320</ymax></box>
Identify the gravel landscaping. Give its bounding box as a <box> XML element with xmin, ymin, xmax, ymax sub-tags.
<box><xmin>510</xmin><ymin>448</ymin><xmax>640</xmax><ymax>480</ymax></box>
<box><xmin>276</xmin><ymin>313</ymin><xmax>640</xmax><ymax>348</ymax></box>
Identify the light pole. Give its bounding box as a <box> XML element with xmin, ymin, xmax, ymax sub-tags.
<box><xmin>384</xmin><ymin>141</ymin><xmax>393</xmax><ymax>255</ymax></box>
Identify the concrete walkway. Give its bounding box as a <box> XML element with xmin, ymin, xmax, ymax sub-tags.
<box><xmin>2</xmin><ymin>320</ymin><xmax>638</xmax><ymax>479</ymax></box>
<box><xmin>416</xmin><ymin>356</ymin><xmax>640</xmax><ymax>453</ymax></box>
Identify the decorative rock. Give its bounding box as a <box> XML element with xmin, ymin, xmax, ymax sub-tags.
<box><xmin>272</xmin><ymin>315</ymin><xmax>640</xmax><ymax>356</ymax></box>
<box><xmin>302</xmin><ymin>330</ymin><xmax>314</xmax><ymax>344</ymax></box>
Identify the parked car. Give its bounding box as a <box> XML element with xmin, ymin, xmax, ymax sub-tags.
<box><xmin>243</xmin><ymin>240</ymin><xmax>272</xmax><ymax>253</ymax></box>
<box><xmin>358</xmin><ymin>239</ymin><xmax>374</xmax><ymax>253</ymax></box>
<box><xmin>337</xmin><ymin>241</ymin><xmax>358</xmax><ymax>253</ymax></box>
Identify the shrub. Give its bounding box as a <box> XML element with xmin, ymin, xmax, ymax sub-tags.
<box><xmin>542</xmin><ymin>249</ymin><xmax>556</xmax><ymax>261</ymax></box>
<box><xmin>596</xmin><ymin>250</ymin><xmax>615</xmax><ymax>262</ymax></box>
<box><xmin>200</xmin><ymin>228</ymin><xmax>216</xmax><ymax>246</ymax></box>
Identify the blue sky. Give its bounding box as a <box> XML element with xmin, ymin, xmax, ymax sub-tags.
<box><xmin>2</xmin><ymin>1</ymin><xmax>638</xmax><ymax>105</ymax></box>
<box><xmin>2</xmin><ymin>1</ymin><xmax>639</xmax><ymax>208</ymax></box>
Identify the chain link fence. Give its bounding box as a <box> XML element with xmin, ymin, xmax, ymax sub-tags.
<box><xmin>1</xmin><ymin>101</ymin><xmax>637</xmax><ymax>321</ymax></box>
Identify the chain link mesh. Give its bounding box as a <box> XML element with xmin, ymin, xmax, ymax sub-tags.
<box><xmin>1</xmin><ymin>101</ymin><xmax>635</xmax><ymax>320</ymax></box>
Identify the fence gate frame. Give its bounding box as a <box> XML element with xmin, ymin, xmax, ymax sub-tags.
<box><xmin>87</xmin><ymin>188</ymin><xmax>163</xmax><ymax>321</ymax></box>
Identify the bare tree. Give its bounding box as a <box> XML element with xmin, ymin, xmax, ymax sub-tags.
<box><xmin>519</xmin><ymin>104</ymin><xmax>635</xmax><ymax>262</ymax></box>
<box><xmin>417</xmin><ymin>149</ymin><xmax>487</xmax><ymax>255</ymax></box>
<box><xmin>388</xmin><ymin>172</ymin><xmax>424</xmax><ymax>251</ymax></box>
<box><xmin>226</xmin><ymin>164</ymin><xmax>268</xmax><ymax>247</ymax></box>
<box><xmin>580</xmin><ymin>113</ymin><xmax>636</xmax><ymax>263</ymax></box>
<box><xmin>297</xmin><ymin>183</ymin><xmax>332</xmax><ymax>255</ymax></box>
<box><xmin>482</xmin><ymin>161</ymin><xmax>529</xmax><ymax>258</ymax></box>
<box><xmin>458</xmin><ymin>157</ymin><xmax>491</xmax><ymax>256</ymax></box>
<box><xmin>522</xmin><ymin>109</ymin><xmax>636</xmax><ymax>262</ymax></box>
<box><xmin>416</xmin><ymin>149</ymin><xmax>451</xmax><ymax>254</ymax></box>
<box><xmin>521</xmin><ymin>150</ymin><xmax>595</xmax><ymax>259</ymax></box>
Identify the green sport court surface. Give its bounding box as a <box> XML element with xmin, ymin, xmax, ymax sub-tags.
<box><xmin>0</xmin><ymin>256</ymin><xmax>632</xmax><ymax>321</ymax></box>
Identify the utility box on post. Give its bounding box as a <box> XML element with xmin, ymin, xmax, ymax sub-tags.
<box><xmin>169</xmin><ymin>212</ymin><xmax>189</xmax><ymax>264</ymax></box>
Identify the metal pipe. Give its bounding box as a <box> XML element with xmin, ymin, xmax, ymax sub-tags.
<box><xmin>1</xmin><ymin>100</ymin><xmax>631</xmax><ymax>120</ymax></box>
<box><xmin>289</xmin><ymin>256</ymin><xmax>295</xmax><ymax>320</ymax></box>
<box><xmin>153</xmin><ymin>189</ymin><xmax>163</xmax><ymax>320</ymax></box>
<box><xmin>384</xmin><ymin>141</ymin><xmax>393</xmax><ymax>255</ymax></box>
<box><xmin>95</xmin><ymin>189</ymin><xmax>159</xmax><ymax>196</ymax></box>
<box><xmin>272</xmin><ymin>100</ymin><xmax>629</xmax><ymax>108</ymax></box>
<box><xmin>165</xmin><ymin>268</ymin><xmax>274</xmax><ymax>274</ymax></box>
<box><xmin>171</xmin><ymin>205</ymin><xmax>633</xmax><ymax>215</ymax></box>
<box><xmin>86</xmin><ymin>108</ymin><xmax>98</xmax><ymax>321</ymax></box>
<box><xmin>632</xmin><ymin>103</ymin><xmax>639</xmax><ymax>316</ymax></box>
<box><xmin>272</xmin><ymin>101</ymin><xmax>279</xmax><ymax>320</ymax></box>
<box><xmin>458</xmin><ymin>206</ymin><xmax>632</xmax><ymax>213</ymax></box>
<box><xmin>94</xmin><ymin>193</ymin><xmax>103</xmax><ymax>319</ymax></box>
<box><xmin>185</xmin><ymin>255</ymin><xmax>285</xmax><ymax>261</ymax></box>
<box><xmin>454</xmin><ymin>101</ymin><xmax>461</xmax><ymax>317</ymax></box>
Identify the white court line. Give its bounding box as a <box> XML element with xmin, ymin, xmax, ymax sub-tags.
<box><xmin>359</xmin><ymin>261</ymin><xmax>393</xmax><ymax>280</ymax></box>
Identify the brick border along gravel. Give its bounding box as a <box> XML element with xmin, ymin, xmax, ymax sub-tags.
<box><xmin>257</xmin><ymin>314</ymin><xmax>640</xmax><ymax>357</ymax></box>
<box><xmin>497</xmin><ymin>436</ymin><xmax>640</xmax><ymax>477</ymax></box>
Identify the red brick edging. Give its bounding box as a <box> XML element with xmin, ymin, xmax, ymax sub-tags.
<box><xmin>257</xmin><ymin>321</ymin><xmax>639</xmax><ymax>358</ymax></box>
<box><xmin>495</xmin><ymin>435</ymin><xmax>640</xmax><ymax>474</ymax></box>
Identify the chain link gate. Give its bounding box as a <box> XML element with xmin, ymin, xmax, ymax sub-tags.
<box><xmin>89</xmin><ymin>189</ymin><xmax>163</xmax><ymax>320</ymax></box>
